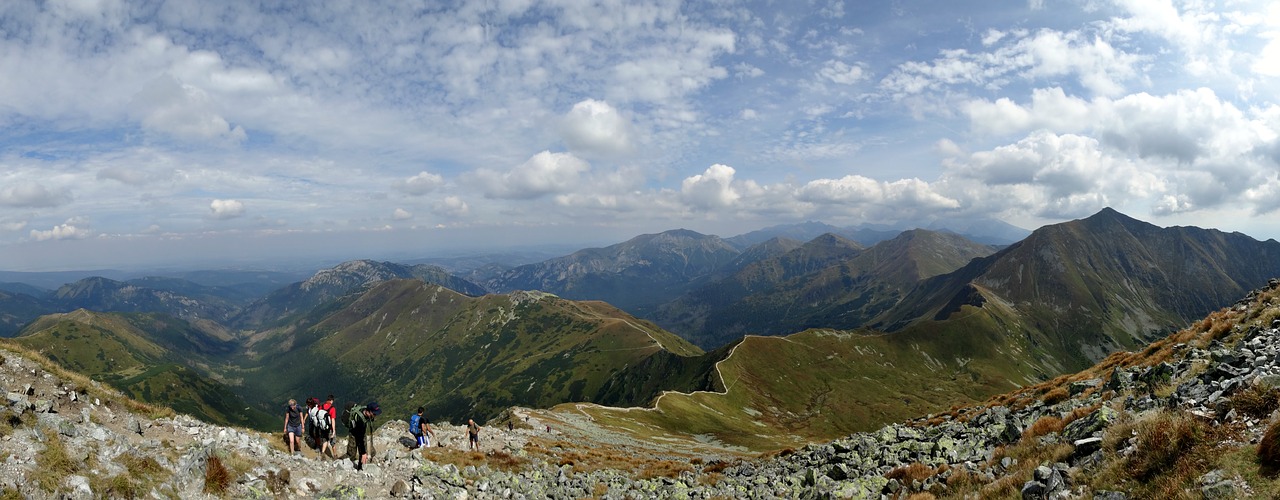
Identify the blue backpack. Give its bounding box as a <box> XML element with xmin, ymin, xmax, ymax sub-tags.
<box><xmin>409</xmin><ymin>413</ymin><xmax>422</xmax><ymax>435</ymax></box>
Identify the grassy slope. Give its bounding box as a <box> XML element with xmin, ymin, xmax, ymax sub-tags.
<box><xmin>7</xmin><ymin>310</ymin><xmax>271</xmax><ymax>427</ymax></box>
<box><xmin>562</xmin><ymin>300</ymin><xmax>1042</xmax><ymax>451</ymax></box>
<box><xmin>239</xmin><ymin>280</ymin><xmax>706</xmax><ymax>427</ymax></box>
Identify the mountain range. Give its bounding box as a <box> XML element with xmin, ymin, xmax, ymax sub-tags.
<box><xmin>2</xmin><ymin>208</ymin><xmax>1279</xmax><ymax>450</ymax></box>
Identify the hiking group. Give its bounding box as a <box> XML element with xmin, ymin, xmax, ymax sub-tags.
<box><xmin>284</xmin><ymin>396</ymin><xmax>492</xmax><ymax>469</ymax></box>
<box><xmin>282</xmin><ymin>395</ymin><xmax>383</xmax><ymax>470</ymax></box>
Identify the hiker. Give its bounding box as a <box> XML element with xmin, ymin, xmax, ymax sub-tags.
<box><xmin>283</xmin><ymin>399</ymin><xmax>305</xmax><ymax>455</ymax></box>
<box><xmin>345</xmin><ymin>401</ymin><xmax>381</xmax><ymax>470</ymax></box>
<box><xmin>409</xmin><ymin>406</ymin><xmax>436</xmax><ymax>449</ymax></box>
<box><xmin>467</xmin><ymin>418</ymin><xmax>480</xmax><ymax>451</ymax></box>
<box><xmin>320</xmin><ymin>395</ymin><xmax>338</xmax><ymax>455</ymax></box>
<box><xmin>309</xmin><ymin>396</ymin><xmax>334</xmax><ymax>458</ymax></box>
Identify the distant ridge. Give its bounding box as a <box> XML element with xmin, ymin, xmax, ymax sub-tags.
<box><xmin>485</xmin><ymin>229</ymin><xmax>741</xmax><ymax>317</ymax></box>
<box><xmin>232</xmin><ymin>259</ymin><xmax>486</xmax><ymax>329</ymax></box>
<box><xmin>656</xmin><ymin>229</ymin><xmax>995</xmax><ymax>348</ymax></box>
<box><xmin>876</xmin><ymin>207</ymin><xmax>1280</xmax><ymax>371</ymax></box>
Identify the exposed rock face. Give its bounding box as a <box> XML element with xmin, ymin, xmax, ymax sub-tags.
<box><xmin>5</xmin><ymin>279</ymin><xmax>1280</xmax><ymax>498</ymax></box>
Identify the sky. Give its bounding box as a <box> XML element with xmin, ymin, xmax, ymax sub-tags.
<box><xmin>2</xmin><ymin>0</ymin><xmax>1279</xmax><ymax>271</ymax></box>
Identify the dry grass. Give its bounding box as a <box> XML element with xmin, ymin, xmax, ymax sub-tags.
<box><xmin>1041</xmin><ymin>387</ymin><xmax>1070</xmax><ymax>405</ymax></box>
<box><xmin>419</xmin><ymin>448</ymin><xmax>527</xmax><ymax>473</ymax></box>
<box><xmin>204</xmin><ymin>455</ymin><xmax>233</xmax><ymax>495</ymax></box>
<box><xmin>0</xmin><ymin>343</ymin><xmax>175</xmax><ymax>419</ymax></box>
<box><xmin>1022</xmin><ymin>415</ymin><xmax>1064</xmax><ymax>441</ymax></box>
<box><xmin>34</xmin><ymin>432</ymin><xmax>80</xmax><ymax>492</ymax></box>
<box><xmin>944</xmin><ymin>467</ymin><xmax>985</xmax><ymax>491</ymax></box>
<box><xmin>1258</xmin><ymin>419</ymin><xmax>1280</xmax><ymax>474</ymax></box>
<box><xmin>1102</xmin><ymin>410</ymin><xmax>1221</xmax><ymax>498</ymax></box>
<box><xmin>884</xmin><ymin>462</ymin><xmax>936</xmax><ymax>484</ymax></box>
<box><xmin>1230</xmin><ymin>383</ymin><xmax>1280</xmax><ymax>419</ymax></box>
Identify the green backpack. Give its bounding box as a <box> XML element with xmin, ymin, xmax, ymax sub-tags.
<box><xmin>341</xmin><ymin>403</ymin><xmax>365</xmax><ymax>430</ymax></box>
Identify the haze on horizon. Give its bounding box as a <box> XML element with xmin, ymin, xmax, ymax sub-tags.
<box><xmin>2</xmin><ymin>0</ymin><xmax>1280</xmax><ymax>272</ymax></box>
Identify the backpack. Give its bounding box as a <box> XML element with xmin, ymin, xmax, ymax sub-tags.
<box><xmin>409</xmin><ymin>414</ymin><xmax>422</xmax><ymax>435</ymax></box>
<box><xmin>342</xmin><ymin>402</ymin><xmax>363</xmax><ymax>430</ymax></box>
<box><xmin>310</xmin><ymin>406</ymin><xmax>331</xmax><ymax>431</ymax></box>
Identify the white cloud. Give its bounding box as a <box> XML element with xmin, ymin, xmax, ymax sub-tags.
<box><xmin>472</xmin><ymin>151</ymin><xmax>591</xmax><ymax>200</ymax></box>
<box><xmin>131</xmin><ymin>75</ymin><xmax>247</xmax><ymax>143</ymax></box>
<box><xmin>209</xmin><ymin>199</ymin><xmax>245</xmax><ymax>219</ymax></box>
<box><xmin>940</xmin><ymin>130</ymin><xmax>1192</xmax><ymax>218</ymax></box>
<box><xmin>680</xmin><ymin>164</ymin><xmax>761</xmax><ymax>209</ymax></box>
<box><xmin>964</xmin><ymin>87</ymin><xmax>1092</xmax><ymax>136</ymax></box>
<box><xmin>559</xmin><ymin>99</ymin><xmax>634</xmax><ymax>158</ymax></box>
<box><xmin>881</xmin><ymin>28</ymin><xmax>1142</xmax><ymax>98</ymax></box>
<box><xmin>818</xmin><ymin>60</ymin><xmax>866</xmax><ymax>85</ymax></box>
<box><xmin>30</xmin><ymin>222</ymin><xmax>91</xmax><ymax>241</ymax></box>
<box><xmin>0</xmin><ymin>181</ymin><xmax>69</xmax><ymax>207</ymax></box>
<box><xmin>1</xmin><ymin>220</ymin><xmax>27</xmax><ymax>232</ymax></box>
<box><xmin>797</xmin><ymin>176</ymin><xmax>960</xmax><ymax>210</ymax></box>
<box><xmin>97</xmin><ymin>165</ymin><xmax>154</xmax><ymax>186</ymax></box>
<box><xmin>392</xmin><ymin>208</ymin><xmax>413</xmax><ymax>220</ymax></box>
<box><xmin>432</xmin><ymin>196</ymin><xmax>470</xmax><ymax>218</ymax></box>
<box><xmin>394</xmin><ymin>171</ymin><xmax>445</xmax><ymax>196</ymax></box>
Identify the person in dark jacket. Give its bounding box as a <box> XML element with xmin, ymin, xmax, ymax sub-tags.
<box><xmin>348</xmin><ymin>401</ymin><xmax>381</xmax><ymax>469</ymax></box>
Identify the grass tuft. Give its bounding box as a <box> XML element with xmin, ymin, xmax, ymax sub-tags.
<box><xmin>885</xmin><ymin>462</ymin><xmax>936</xmax><ymax>484</ymax></box>
<box><xmin>34</xmin><ymin>432</ymin><xmax>80</xmax><ymax>492</ymax></box>
<box><xmin>1258</xmin><ymin>419</ymin><xmax>1280</xmax><ymax>475</ymax></box>
<box><xmin>1230</xmin><ymin>383</ymin><xmax>1280</xmax><ymax>420</ymax></box>
<box><xmin>1022</xmin><ymin>415</ymin><xmax>1064</xmax><ymax>441</ymax></box>
<box><xmin>205</xmin><ymin>455</ymin><xmax>233</xmax><ymax>495</ymax></box>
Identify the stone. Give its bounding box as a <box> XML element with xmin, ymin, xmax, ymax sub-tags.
<box><xmin>390</xmin><ymin>479</ymin><xmax>410</xmax><ymax>496</ymax></box>
<box><xmin>1020</xmin><ymin>480</ymin><xmax>1047</xmax><ymax>499</ymax></box>
<box><xmin>1062</xmin><ymin>406</ymin><xmax>1118</xmax><ymax>441</ymax></box>
<box><xmin>1201</xmin><ymin>480</ymin><xmax>1236</xmax><ymax>500</ymax></box>
<box><xmin>1071</xmin><ymin>437</ymin><xmax>1103</xmax><ymax>460</ymax></box>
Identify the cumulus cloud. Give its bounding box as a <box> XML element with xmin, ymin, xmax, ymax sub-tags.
<box><xmin>30</xmin><ymin>222</ymin><xmax>90</xmax><ymax>241</ymax></box>
<box><xmin>432</xmin><ymin>196</ymin><xmax>470</xmax><ymax>217</ymax></box>
<box><xmin>209</xmin><ymin>199</ymin><xmax>245</xmax><ymax>219</ymax></box>
<box><xmin>939</xmin><ymin>129</ymin><xmax>1199</xmax><ymax>218</ymax></box>
<box><xmin>964</xmin><ymin>87</ymin><xmax>1092</xmax><ymax>136</ymax></box>
<box><xmin>818</xmin><ymin>60</ymin><xmax>867</xmax><ymax>85</ymax></box>
<box><xmin>681</xmin><ymin>164</ymin><xmax>744</xmax><ymax>209</ymax></box>
<box><xmin>0</xmin><ymin>181</ymin><xmax>69</xmax><ymax>207</ymax></box>
<box><xmin>472</xmin><ymin>151</ymin><xmax>590</xmax><ymax>200</ymax></box>
<box><xmin>97</xmin><ymin>165</ymin><xmax>154</xmax><ymax>186</ymax></box>
<box><xmin>392</xmin><ymin>208</ymin><xmax>413</xmax><ymax>220</ymax></box>
<box><xmin>560</xmin><ymin>99</ymin><xmax>634</xmax><ymax>158</ymax></box>
<box><xmin>394</xmin><ymin>171</ymin><xmax>445</xmax><ymax>196</ymax></box>
<box><xmin>797</xmin><ymin>176</ymin><xmax>960</xmax><ymax>210</ymax></box>
<box><xmin>881</xmin><ymin>28</ymin><xmax>1142</xmax><ymax>98</ymax></box>
<box><xmin>131</xmin><ymin>75</ymin><xmax>247</xmax><ymax>143</ymax></box>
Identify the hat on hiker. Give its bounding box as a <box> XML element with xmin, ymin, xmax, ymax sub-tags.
<box><xmin>366</xmin><ymin>401</ymin><xmax>382</xmax><ymax>416</ymax></box>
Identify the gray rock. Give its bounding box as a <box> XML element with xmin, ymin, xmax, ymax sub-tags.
<box><xmin>1021</xmin><ymin>480</ymin><xmax>1047</xmax><ymax>499</ymax></box>
<box><xmin>390</xmin><ymin>478</ymin><xmax>410</xmax><ymax>496</ymax></box>
<box><xmin>1062</xmin><ymin>406</ymin><xmax>1118</xmax><ymax>441</ymax></box>
<box><xmin>1201</xmin><ymin>480</ymin><xmax>1236</xmax><ymax>500</ymax></box>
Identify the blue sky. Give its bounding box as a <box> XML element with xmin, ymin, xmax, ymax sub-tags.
<box><xmin>2</xmin><ymin>0</ymin><xmax>1279</xmax><ymax>271</ymax></box>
